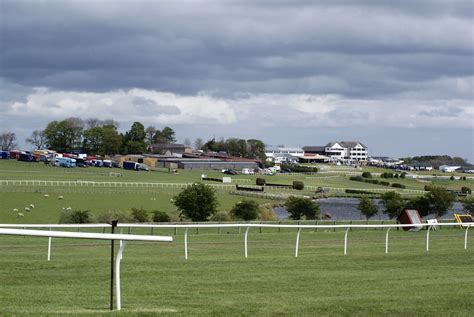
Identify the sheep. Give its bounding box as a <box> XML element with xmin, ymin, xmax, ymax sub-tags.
<box><xmin>13</xmin><ymin>208</ymin><xmax>18</xmax><ymax>212</ymax></box>
<box><xmin>29</xmin><ymin>204</ymin><xmax>35</xmax><ymax>208</ymax></box>
<box><xmin>44</xmin><ymin>194</ymin><xmax>49</xmax><ymax>198</ymax></box>
<box><xmin>66</xmin><ymin>207</ymin><xmax>72</xmax><ymax>211</ymax></box>
<box><xmin>24</xmin><ymin>207</ymin><xmax>31</xmax><ymax>212</ymax></box>
<box><xmin>58</xmin><ymin>196</ymin><xmax>64</xmax><ymax>199</ymax></box>
<box><xmin>17</xmin><ymin>213</ymin><xmax>24</xmax><ymax>217</ymax></box>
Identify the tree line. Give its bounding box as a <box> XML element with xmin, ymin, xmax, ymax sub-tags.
<box><xmin>1</xmin><ymin>117</ymin><xmax>266</xmax><ymax>160</ymax></box>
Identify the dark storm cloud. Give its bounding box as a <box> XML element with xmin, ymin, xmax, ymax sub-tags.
<box><xmin>1</xmin><ymin>0</ymin><xmax>472</xmax><ymax>98</ymax></box>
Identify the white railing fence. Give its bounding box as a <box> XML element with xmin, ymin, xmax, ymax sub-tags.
<box><xmin>2</xmin><ymin>222</ymin><xmax>471</xmax><ymax>261</ymax></box>
<box><xmin>0</xmin><ymin>227</ymin><xmax>172</xmax><ymax>311</ymax></box>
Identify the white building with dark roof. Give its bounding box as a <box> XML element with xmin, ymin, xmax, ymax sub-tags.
<box><xmin>325</xmin><ymin>141</ymin><xmax>368</xmax><ymax>162</ymax></box>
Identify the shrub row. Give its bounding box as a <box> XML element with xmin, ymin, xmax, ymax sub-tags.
<box><xmin>381</xmin><ymin>172</ymin><xmax>403</xmax><ymax>179</ymax></box>
<box><xmin>280</xmin><ymin>164</ymin><xmax>318</xmax><ymax>173</ymax></box>
<box><xmin>345</xmin><ymin>189</ymin><xmax>377</xmax><ymax>195</ymax></box>
<box><xmin>391</xmin><ymin>183</ymin><xmax>406</xmax><ymax>189</ymax></box>
<box><xmin>349</xmin><ymin>176</ymin><xmax>390</xmax><ymax>187</ymax></box>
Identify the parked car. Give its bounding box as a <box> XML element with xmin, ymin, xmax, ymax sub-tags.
<box><xmin>138</xmin><ymin>163</ymin><xmax>149</xmax><ymax>171</ymax></box>
<box><xmin>223</xmin><ymin>169</ymin><xmax>238</xmax><ymax>175</ymax></box>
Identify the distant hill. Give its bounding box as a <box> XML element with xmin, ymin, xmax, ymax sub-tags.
<box><xmin>400</xmin><ymin>155</ymin><xmax>469</xmax><ymax>169</ymax></box>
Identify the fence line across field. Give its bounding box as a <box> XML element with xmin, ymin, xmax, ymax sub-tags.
<box><xmin>0</xmin><ymin>179</ymin><xmax>426</xmax><ymax>193</ymax></box>
<box><xmin>0</xmin><ymin>227</ymin><xmax>172</xmax><ymax>311</ymax></box>
<box><xmin>2</xmin><ymin>222</ymin><xmax>471</xmax><ymax>261</ymax></box>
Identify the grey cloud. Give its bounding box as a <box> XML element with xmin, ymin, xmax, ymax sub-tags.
<box><xmin>1</xmin><ymin>0</ymin><xmax>472</xmax><ymax>99</ymax></box>
<box><xmin>418</xmin><ymin>106</ymin><xmax>463</xmax><ymax>118</ymax></box>
<box><xmin>132</xmin><ymin>97</ymin><xmax>181</xmax><ymax>115</ymax></box>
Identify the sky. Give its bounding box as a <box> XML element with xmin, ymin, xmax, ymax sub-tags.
<box><xmin>0</xmin><ymin>0</ymin><xmax>473</xmax><ymax>161</ymax></box>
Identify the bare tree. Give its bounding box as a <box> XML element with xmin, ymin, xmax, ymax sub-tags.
<box><xmin>0</xmin><ymin>132</ymin><xmax>18</xmax><ymax>151</ymax></box>
<box><xmin>145</xmin><ymin>126</ymin><xmax>156</xmax><ymax>146</ymax></box>
<box><xmin>183</xmin><ymin>138</ymin><xmax>192</xmax><ymax>147</ymax></box>
<box><xmin>194</xmin><ymin>137</ymin><xmax>203</xmax><ymax>150</ymax></box>
<box><xmin>26</xmin><ymin>130</ymin><xmax>46</xmax><ymax>149</ymax></box>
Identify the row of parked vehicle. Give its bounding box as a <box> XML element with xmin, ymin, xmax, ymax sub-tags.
<box><xmin>222</xmin><ymin>166</ymin><xmax>292</xmax><ymax>176</ymax></box>
<box><xmin>0</xmin><ymin>150</ymin><xmax>149</xmax><ymax>171</ymax></box>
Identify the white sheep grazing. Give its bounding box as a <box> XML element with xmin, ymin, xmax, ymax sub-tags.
<box><xmin>18</xmin><ymin>213</ymin><xmax>24</xmax><ymax>217</ymax></box>
<box><xmin>44</xmin><ymin>194</ymin><xmax>49</xmax><ymax>198</ymax></box>
<box><xmin>24</xmin><ymin>207</ymin><xmax>31</xmax><ymax>212</ymax></box>
<box><xmin>13</xmin><ymin>208</ymin><xmax>19</xmax><ymax>212</ymax></box>
<box><xmin>66</xmin><ymin>207</ymin><xmax>72</xmax><ymax>211</ymax></box>
<box><xmin>29</xmin><ymin>204</ymin><xmax>35</xmax><ymax>208</ymax></box>
<box><xmin>58</xmin><ymin>196</ymin><xmax>64</xmax><ymax>199</ymax></box>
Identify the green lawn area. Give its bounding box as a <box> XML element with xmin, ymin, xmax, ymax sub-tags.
<box><xmin>0</xmin><ymin>229</ymin><xmax>472</xmax><ymax>316</ymax></box>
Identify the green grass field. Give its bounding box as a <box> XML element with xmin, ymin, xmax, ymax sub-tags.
<box><xmin>1</xmin><ymin>160</ymin><xmax>472</xmax><ymax>225</ymax></box>
<box><xmin>1</xmin><ymin>160</ymin><xmax>473</xmax><ymax>315</ymax></box>
<box><xmin>0</xmin><ymin>229</ymin><xmax>472</xmax><ymax>316</ymax></box>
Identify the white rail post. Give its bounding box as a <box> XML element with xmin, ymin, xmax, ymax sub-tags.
<box><xmin>115</xmin><ymin>241</ymin><xmax>126</xmax><ymax>311</ymax></box>
<box><xmin>344</xmin><ymin>227</ymin><xmax>350</xmax><ymax>255</ymax></box>
<box><xmin>465</xmin><ymin>226</ymin><xmax>470</xmax><ymax>250</ymax></box>
<box><xmin>385</xmin><ymin>227</ymin><xmax>391</xmax><ymax>254</ymax></box>
<box><xmin>184</xmin><ymin>228</ymin><xmax>189</xmax><ymax>260</ymax></box>
<box><xmin>295</xmin><ymin>228</ymin><xmax>302</xmax><ymax>257</ymax></box>
<box><xmin>119</xmin><ymin>228</ymin><xmax>124</xmax><ymax>260</ymax></box>
<box><xmin>244</xmin><ymin>227</ymin><xmax>250</xmax><ymax>258</ymax></box>
<box><xmin>47</xmin><ymin>227</ymin><xmax>52</xmax><ymax>261</ymax></box>
<box><xmin>426</xmin><ymin>226</ymin><xmax>431</xmax><ymax>252</ymax></box>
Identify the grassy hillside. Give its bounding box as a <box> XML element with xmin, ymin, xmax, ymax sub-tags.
<box><xmin>0</xmin><ymin>229</ymin><xmax>472</xmax><ymax>316</ymax></box>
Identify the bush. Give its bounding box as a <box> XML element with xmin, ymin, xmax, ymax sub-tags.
<box><xmin>461</xmin><ymin>186</ymin><xmax>472</xmax><ymax>194</ymax></box>
<box><xmin>450</xmin><ymin>175</ymin><xmax>455</xmax><ymax>180</ymax></box>
<box><xmin>424</xmin><ymin>184</ymin><xmax>435</xmax><ymax>191</ymax></box>
<box><xmin>349</xmin><ymin>176</ymin><xmax>363</xmax><ymax>182</ymax></box>
<box><xmin>59</xmin><ymin>209</ymin><xmax>93</xmax><ymax>224</ymax></box>
<box><xmin>391</xmin><ymin>183</ymin><xmax>406</xmax><ymax>189</ymax></box>
<box><xmin>96</xmin><ymin>210</ymin><xmax>133</xmax><ymax>223</ymax></box>
<box><xmin>131</xmin><ymin>207</ymin><xmax>149</xmax><ymax>222</ymax></box>
<box><xmin>285</xmin><ymin>196</ymin><xmax>320</xmax><ymax>220</ymax></box>
<box><xmin>230</xmin><ymin>200</ymin><xmax>260</xmax><ymax>221</ymax></box>
<box><xmin>152</xmin><ymin>210</ymin><xmax>170</xmax><ymax>222</ymax></box>
<box><xmin>256</xmin><ymin>178</ymin><xmax>266</xmax><ymax>186</ymax></box>
<box><xmin>394</xmin><ymin>174</ymin><xmax>399</xmax><ymax>178</ymax></box>
<box><xmin>292</xmin><ymin>181</ymin><xmax>304</xmax><ymax>190</ymax></box>
<box><xmin>381</xmin><ymin>172</ymin><xmax>394</xmax><ymax>178</ymax></box>
<box><xmin>400</xmin><ymin>172</ymin><xmax>407</xmax><ymax>179</ymax></box>
<box><xmin>361</xmin><ymin>172</ymin><xmax>372</xmax><ymax>178</ymax></box>
<box><xmin>364</xmin><ymin>179</ymin><xmax>379</xmax><ymax>185</ymax></box>
<box><xmin>379</xmin><ymin>181</ymin><xmax>390</xmax><ymax>186</ymax></box>
<box><xmin>210</xmin><ymin>212</ymin><xmax>231</xmax><ymax>222</ymax></box>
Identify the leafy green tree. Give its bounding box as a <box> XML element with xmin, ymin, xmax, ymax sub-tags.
<box><xmin>246</xmin><ymin>139</ymin><xmax>266</xmax><ymax>161</ymax></box>
<box><xmin>406</xmin><ymin>195</ymin><xmax>431</xmax><ymax>217</ymax></box>
<box><xmin>230</xmin><ymin>200</ymin><xmax>260</xmax><ymax>221</ymax></box>
<box><xmin>174</xmin><ymin>183</ymin><xmax>218</xmax><ymax>221</ymax></box>
<box><xmin>357</xmin><ymin>196</ymin><xmax>378</xmax><ymax>220</ymax></box>
<box><xmin>461</xmin><ymin>196</ymin><xmax>474</xmax><ymax>214</ymax></box>
<box><xmin>44</xmin><ymin>118</ymin><xmax>84</xmax><ymax>152</ymax></box>
<box><xmin>285</xmin><ymin>196</ymin><xmax>319</xmax><ymax>220</ymax></box>
<box><xmin>100</xmin><ymin>124</ymin><xmax>122</xmax><ymax>155</ymax></box>
<box><xmin>122</xmin><ymin>122</ymin><xmax>146</xmax><ymax>154</ymax></box>
<box><xmin>379</xmin><ymin>191</ymin><xmax>404</xmax><ymax>219</ymax></box>
<box><xmin>425</xmin><ymin>187</ymin><xmax>455</xmax><ymax>218</ymax></box>
<box><xmin>145</xmin><ymin>126</ymin><xmax>156</xmax><ymax>148</ymax></box>
<box><xmin>153</xmin><ymin>126</ymin><xmax>176</xmax><ymax>144</ymax></box>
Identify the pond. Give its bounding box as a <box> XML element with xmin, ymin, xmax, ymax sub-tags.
<box><xmin>274</xmin><ymin>198</ymin><xmax>465</xmax><ymax>220</ymax></box>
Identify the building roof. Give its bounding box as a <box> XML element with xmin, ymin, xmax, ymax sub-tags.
<box><xmin>302</xmin><ymin>146</ymin><xmax>325</xmax><ymax>152</ymax></box>
<box><xmin>340</xmin><ymin>141</ymin><xmax>367</xmax><ymax>148</ymax></box>
<box><xmin>150</xmin><ymin>143</ymin><xmax>186</xmax><ymax>150</ymax></box>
